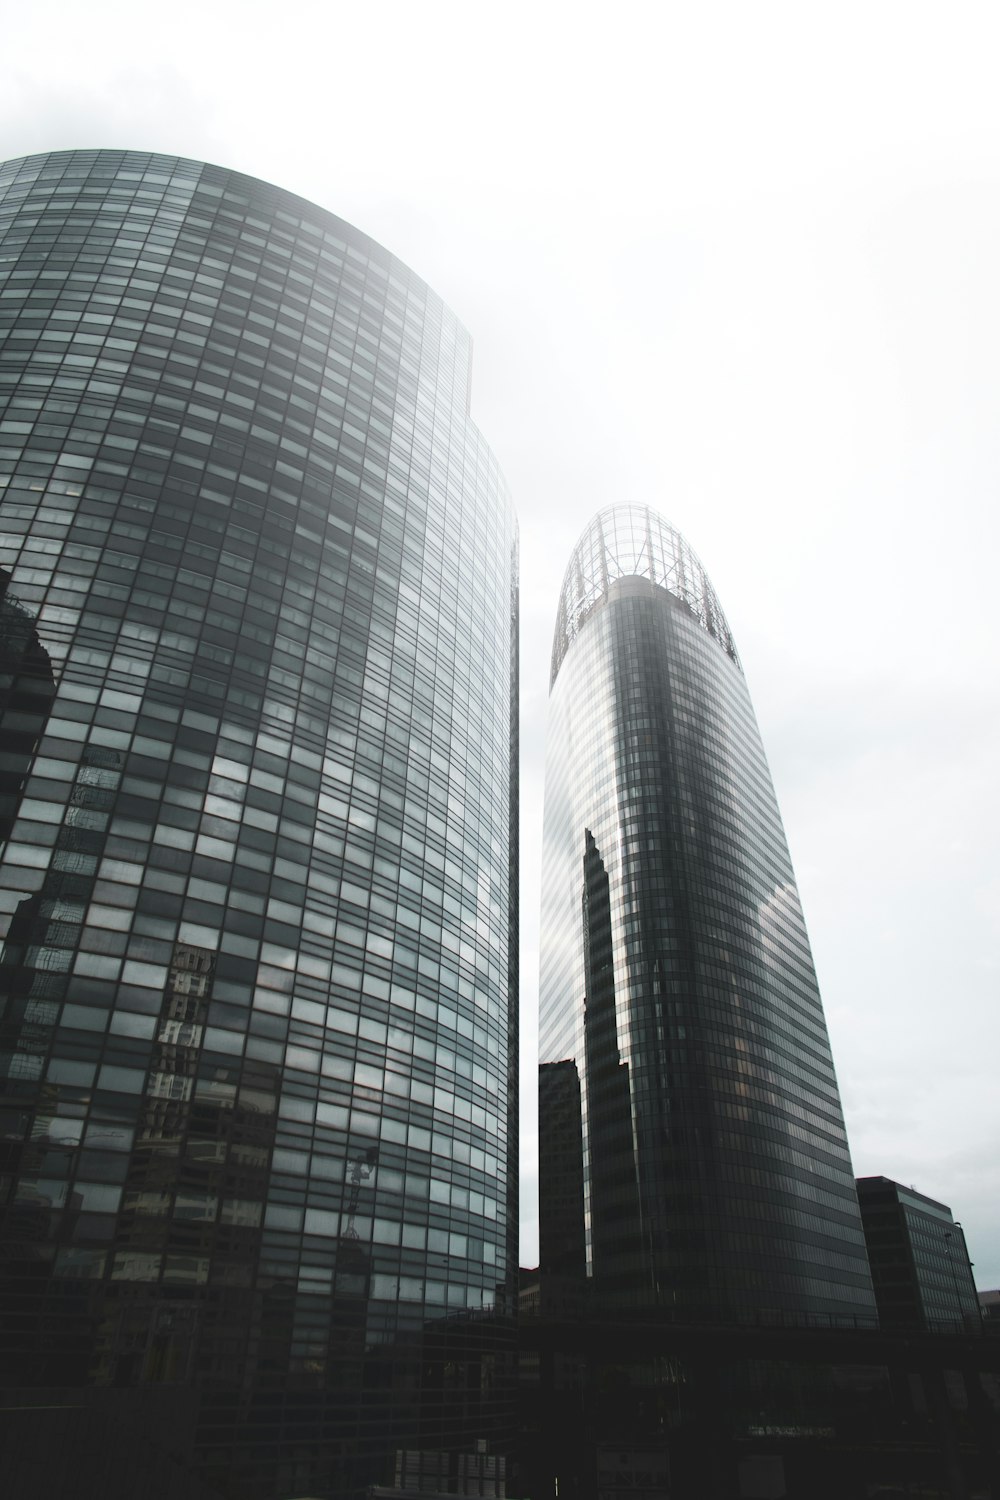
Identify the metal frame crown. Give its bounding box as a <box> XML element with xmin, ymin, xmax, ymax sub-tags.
<box><xmin>550</xmin><ymin>505</ymin><xmax>740</xmax><ymax>688</ymax></box>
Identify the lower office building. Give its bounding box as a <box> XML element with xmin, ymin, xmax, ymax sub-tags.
<box><xmin>980</xmin><ymin>1289</ymin><xmax>1000</xmax><ymax>1333</ymax></box>
<box><xmin>856</xmin><ymin>1176</ymin><xmax>981</xmax><ymax>1333</ymax></box>
<box><xmin>0</xmin><ymin>149</ymin><xmax>518</xmax><ymax>1498</ymax></box>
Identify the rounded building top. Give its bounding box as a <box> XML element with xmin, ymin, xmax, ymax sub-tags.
<box><xmin>550</xmin><ymin>505</ymin><xmax>740</xmax><ymax>688</ymax></box>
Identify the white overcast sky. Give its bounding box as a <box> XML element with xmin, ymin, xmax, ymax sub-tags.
<box><xmin>3</xmin><ymin>1</ymin><xmax>999</xmax><ymax>1285</ymax></box>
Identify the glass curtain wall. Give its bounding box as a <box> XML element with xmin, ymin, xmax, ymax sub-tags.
<box><xmin>539</xmin><ymin>506</ymin><xmax>874</xmax><ymax>1325</ymax></box>
<box><xmin>0</xmin><ymin>149</ymin><xmax>518</xmax><ymax>1500</ymax></box>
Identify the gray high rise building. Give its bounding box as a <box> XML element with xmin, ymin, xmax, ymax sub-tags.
<box><xmin>539</xmin><ymin>505</ymin><xmax>875</xmax><ymax>1323</ymax></box>
<box><xmin>0</xmin><ymin>149</ymin><xmax>518</xmax><ymax>1500</ymax></box>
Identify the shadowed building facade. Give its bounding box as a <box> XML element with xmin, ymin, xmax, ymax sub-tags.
<box><xmin>0</xmin><ymin>149</ymin><xmax>518</xmax><ymax>1499</ymax></box>
<box><xmin>857</xmin><ymin>1177</ymin><xmax>981</xmax><ymax>1334</ymax></box>
<box><xmin>537</xmin><ymin>1060</ymin><xmax>585</xmax><ymax>1283</ymax></box>
<box><xmin>538</xmin><ymin>506</ymin><xmax>874</xmax><ymax>1323</ymax></box>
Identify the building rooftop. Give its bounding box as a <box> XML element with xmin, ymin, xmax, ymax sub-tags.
<box><xmin>550</xmin><ymin>504</ymin><xmax>739</xmax><ymax>688</ymax></box>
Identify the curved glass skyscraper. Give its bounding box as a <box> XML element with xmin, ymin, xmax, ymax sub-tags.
<box><xmin>0</xmin><ymin>150</ymin><xmax>517</xmax><ymax>1499</ymax></box>
<box><xmin>539</xmin><ymin>506</ymin><xmax>874</xmax><ymax>1323</ymax></box>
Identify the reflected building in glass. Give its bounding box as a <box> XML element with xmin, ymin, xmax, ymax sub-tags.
<box><xmin>539</xmin><ymin>506</ymin><xmax>874</xmax><ymax>1323</ymax></box>
<box><xmin>0</xmin><ymin>149</ymin><xmax>517</xmax><ymax>1499</ymax></box>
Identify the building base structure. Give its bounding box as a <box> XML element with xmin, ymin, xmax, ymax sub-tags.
<box><xmin>517</xmin><ymin>1293</ymin><xmax>1000</xmax><ymax>1500</ymax></box>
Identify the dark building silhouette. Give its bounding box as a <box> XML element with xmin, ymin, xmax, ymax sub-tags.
<box><xmin>538</xmin><ymin>505</ymin><xmax>875</xmax><ymax>1324</ymax></box>
<box><xmin>537</xmin><ymin>1061</ymin><xmax>585</xmax><ymax>1282</ymax></box>
<box><xmin>581</xmin><ymin>830</ymin><xmax>643</xmax><ymax>1301</ymax></box>
<box><xmin>0</xmin><ymin>568</ymin><xmax>57</xmax><ymax>845</ymax></box>
<box><xmin>0</xmin><ymin>148</ymin><xmax>518</xmax><ymax>1500</ymax></box>
<box><xmin>857</xmin><ymin>1176</ymin><xmax>981</xmax><ymax>1334</ymax></box>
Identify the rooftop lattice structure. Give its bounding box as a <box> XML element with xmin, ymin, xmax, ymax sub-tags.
<box><xmin>550</xmin><ymin>506</ymin><xmax>740</xmax><ymax>688</ymax></box>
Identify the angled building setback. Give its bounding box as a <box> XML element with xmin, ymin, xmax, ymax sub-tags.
<box><xmin>539</xmin><ymin>504</ymin><xmax>875</xmax><ymax>1322</ymax></box>
<box><xmin>0</xmin><ymin>149</ymin><xmax>518</xmax><ymax>1499</ymax></box>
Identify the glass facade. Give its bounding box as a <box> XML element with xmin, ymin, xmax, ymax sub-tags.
<box><xmin>0</xmin><ymin>149</ymin><xmax>518</xmax><ymax>1498</ymax></box>
<box><xmin>539</xmin><ymin>506</ymin><xmax>875</xmax><ymax>1323</ymax></box>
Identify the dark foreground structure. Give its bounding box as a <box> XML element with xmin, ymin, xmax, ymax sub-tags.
<box><xmin>517</xmin><ymin>1294</ymin><xmax>1000</xmax><ymax>1499</ymax></box>
<box><xmin>0</xmin><ymin>149</ymin><xmax>518</xmax><ymax>1499</ymax></box>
